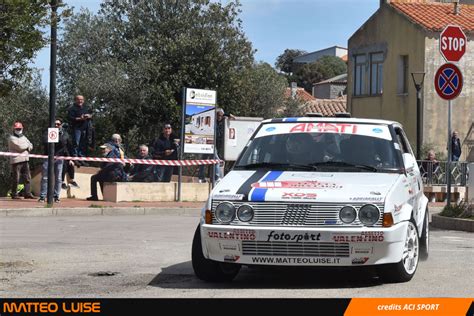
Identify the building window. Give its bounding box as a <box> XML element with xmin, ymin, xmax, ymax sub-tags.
<box><xmin>370</xmin><ymin>52</ymin><xmax>383</xmax><ymax>95</ymax></box>
<box><xmin>397</xmin><ymin>55</ymin><xmax>408</xmax><ymax>94</ymax></box>
<box><xmin>354</xmin><ymin>54</ymin><xmax>366</xmax><ymax>96</ymax></box>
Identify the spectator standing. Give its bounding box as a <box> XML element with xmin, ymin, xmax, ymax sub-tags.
<box><xmin>67</xmin><ymin>95</ymin><xmax>93</xmax><ymax>162</ymax></box>
<box><xmin>214</xmin><ymin>108</ymin><xmax>235</xmax><ymax>180</ymax></box>
<box><xmin>59</xmin><ymin>122</ymin><xmax>80</xmax><ymax>190</ymax></box>
<box><xmin>38</xmin><ymin>119</ymin><xmax>71</xmax><ymax>203</ymax></box>
<box><xmin>86</xmin><ymin>143</ymin><xmax>126</xmax><ymax>201</ymax></box>
<box><xmin>128</xmin><ymin>145</ymin><xmax>154</xmax><ymax>182</ymax></box>
<box><xmin>151</xmin><ymin>124</ymin><xmax>179</xmax><ymax>182</ymax></box>
<box><xmin>7</xmin><ymin>122</ymin><xmax>35</xmax><ymax>199</ymax></box>
<box><xmin>450</xmin><ymin>131</ymin><xmax>462</xmax><ymax>161</ymax></box>
<box><xmin>198</xmin><ymin>108</ymin><xmax>234</xmax><ymax>183</ymax></box>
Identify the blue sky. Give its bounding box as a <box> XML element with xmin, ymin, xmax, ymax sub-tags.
<box><xmin>33</xmin><ymin>0</ymin><xmax>379</xmax><ymax>88</ymax></box>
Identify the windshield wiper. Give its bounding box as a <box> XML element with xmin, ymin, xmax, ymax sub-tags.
<box><xmin>235</xmin><ymin>162</ymin><xmax>318</xmax><ymax>171</ymax></box>
<box><xmin>310</xmin><ymin>161</ymin><xmax>378</xmax><ymax>172</ymax></box>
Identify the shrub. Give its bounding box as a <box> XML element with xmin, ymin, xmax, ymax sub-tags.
<box><xmin>440</xmin><ymin>201</ymin><xmax>473</xmax><ymax>219</ymax></box>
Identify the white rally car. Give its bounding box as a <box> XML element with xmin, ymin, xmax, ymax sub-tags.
<box><xmin>192</xmin><ymin>116</ymin><xmax>429</xmax><ymax>283</ymax></box>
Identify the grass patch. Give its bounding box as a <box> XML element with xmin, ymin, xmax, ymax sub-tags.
<box><xmin>89</xmin><ymin>204</ymin><xmax>105</xmax><ymax>208</ymax></box>
<box><xmin>440</xmin><ymin>202</ymin><xmax>473</xmax><ymax>220</ymax></box>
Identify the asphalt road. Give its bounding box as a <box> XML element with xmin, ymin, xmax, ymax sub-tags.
<box><xmin>1</xmin><ymin>214</ymin><xmax>473</xmax><ymax>298</ymax></box>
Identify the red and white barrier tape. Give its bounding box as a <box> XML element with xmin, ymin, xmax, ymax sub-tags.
<box><xmin>0</xmin><ymin>151</ymin><xmax>220</xmax><ymax>166</ymax></box>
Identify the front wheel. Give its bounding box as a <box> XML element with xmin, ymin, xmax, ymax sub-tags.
<box><xmin>191</xmin><ymin>225</ymin><xmax>240</xmax><ymax>282</ymax></box>
<box><xmin>377</xmin><ymin>219</ymin><xmax>420</xmax><ymax>283</ymax></box>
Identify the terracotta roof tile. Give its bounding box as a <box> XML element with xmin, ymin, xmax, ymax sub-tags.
<box><xmin>390</xmin><ymin>2</ymin><xmax>474</xmax><ymax>32</ymax></box>
<box><xmin>285</xmin><ymin>87</ymin><xmax>316</xmax><ymax>102</ymax></box>
<box><xmin>300</xmin><ymin>97</ymin><xmax>347</xmax><ymax>117</ymax></box>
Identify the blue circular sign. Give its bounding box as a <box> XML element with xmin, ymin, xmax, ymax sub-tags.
<box><xmin>434</xmin><ymin>63</ymin><xmax>463</xmax><ymax>100</ymax></box>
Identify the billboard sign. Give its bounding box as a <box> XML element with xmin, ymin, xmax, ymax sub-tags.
<box><xmin>183</xmin><ymin>88</ymin><xmax>216</xmax><ymax>154</ymax></box>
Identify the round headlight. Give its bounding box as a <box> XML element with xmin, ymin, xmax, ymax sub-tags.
<box><xmin>215</xmin><ymin>202</ymin><xmax>236</xmax><ymax>223</ymax></box>
<box><xmin>358</xmin><ymin>204</ymin><xmax>380</xmax><ymax>226</ymax></box>
<box><xmin>237</xmin><ymin>204</ymin><xmax>254</xmax><ymax>222</ymax></box>
<box><xmin>339</xmin><ymin>206</ymin><xmax>357</xmax><ymax>224</ymax></box>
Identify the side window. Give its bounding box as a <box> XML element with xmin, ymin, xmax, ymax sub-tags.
<box><xmin>395</xmin><ymin>127</ymin><xmax>410</xmax><ymax>154</ymax></box>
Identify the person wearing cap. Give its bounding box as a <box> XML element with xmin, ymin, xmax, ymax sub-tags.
<box><xmin>150</xmin><ymin>124</ymin><xmax>179</xmax><ymax>182</ymax></box>
<box><xmin>7</xmin><ymin>121</ymin><xmax>35</xmax><ymax>199</ymax></box>
<box><xmin>86</xmin><ymin>143</ymin><xmax>126</xmax><ymax>201</ymax></box>
<box><xmin>38</xmin><ymin>118</ymin><xmax>72</xmax><ymax>203</ymax></box>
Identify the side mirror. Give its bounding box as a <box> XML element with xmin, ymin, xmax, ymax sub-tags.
<box><xmin>402</xmin><ymin>153</ymin><xmax>416</xmax><ymax>170</ymax></box>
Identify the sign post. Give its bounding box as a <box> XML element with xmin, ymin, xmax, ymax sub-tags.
<box><xmin>181</xmin><ymin>88</ymin><xmax>217</xmax><ymax>200</ymax></box>
<box><xmin>436</xmin><ymin>24</ymin><xmax>466</xmax><ymax>207</ymax></box>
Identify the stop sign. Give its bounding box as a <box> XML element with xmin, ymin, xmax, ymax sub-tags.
<box><xmin>440</xmin><ymin>25</ymin><xmax>467</xmax><ymax>62</ymax></box>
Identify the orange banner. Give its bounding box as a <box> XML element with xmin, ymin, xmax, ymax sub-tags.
<box><xmin>345</xmin><ymin>298</ymin><xmax>473</xmax><ymax>316</ymax></box>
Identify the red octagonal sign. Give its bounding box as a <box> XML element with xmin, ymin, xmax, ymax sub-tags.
<box><xmin>440</xmin><ymin>25</ymin><xmax>467</xmax><ymax>62</ymax></box>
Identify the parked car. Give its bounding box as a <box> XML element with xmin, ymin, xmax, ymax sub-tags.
<box><xmin>192</xmin><ymin>115</ymin><xmax>429</xmax><ymax>283</ymax></box>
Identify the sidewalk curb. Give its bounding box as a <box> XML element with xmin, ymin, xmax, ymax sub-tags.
<box><xmin>431</xmin><ymin>214</ymin><xmax>474</xmax><ymax>232</ymax></box>
<box><xmin>0</xmin><ymin>207</ymin><xmax>202</xmax><ymax>217</ymax></box>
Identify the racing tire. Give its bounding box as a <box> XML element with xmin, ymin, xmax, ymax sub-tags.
<box><xmin>191</xmin><ymin>225</ymin><xmax>241</xmax><ymax>282</ymax></box>
<box><xmin>419</xmin><ymin>208</ymin><xmax>429</xmax><ymax>260</ymax></box>
<box><xmin>377</xmin><ymin>219</ymin><xmax>420</xmax><ymax>283</ymax></box>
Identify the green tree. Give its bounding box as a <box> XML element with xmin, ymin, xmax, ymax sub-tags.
<box><xmin>275</xmin><ymin>49</ymin><xmax>307</xmax><ymax>74</ymax></box>
<box><xmin>57</xmin><ymin>0</ymin><xmax>255</xmax><ymax>153</ymax></box>
<box><xmin>236</xmin><ymin>62</ymin><xmax>288</xmax><ymax>119</ymax></box>
<box><xmin>0</xmin><ymin>73</ymin><xmax>49</xmax><ymax>195</ymax></box>
<box><xmin>295</xmin><ymin>55</ymin><xmax>346</xmax><ymax>93</ymax></box>
<box><xmin>0</xmin><ymin>0</ymin><xmax>51</xmax><ymax>95</ymax></box>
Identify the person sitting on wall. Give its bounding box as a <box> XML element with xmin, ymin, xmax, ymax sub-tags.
<box><xmin>128</xmin><ymin>144</ymin><xmax>154</xmax><ymax>182</ymax></box>
<box><xmin>86</xmin><ymin>143</ymin><xmax>126</xmax><ymax>201</ymax></box>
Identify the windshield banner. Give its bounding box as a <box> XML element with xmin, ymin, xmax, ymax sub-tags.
<box><xmin>256</xmin><ymin>122</ymin><xmax>392</xmax><ymax>140</ymax></box>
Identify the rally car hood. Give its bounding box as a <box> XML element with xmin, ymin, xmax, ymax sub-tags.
<box><xmin>212</xmin><ymin>170</ymin><xmax>401</xmax><ymax>203</ymax></box>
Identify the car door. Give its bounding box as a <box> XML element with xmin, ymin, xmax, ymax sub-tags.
<box><xmin>394</xmin><ymin>127</ymin><xmax>422</xmax><ymax>221</ymax></box>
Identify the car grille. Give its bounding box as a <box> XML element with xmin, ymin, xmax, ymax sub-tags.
<box><xmin>242</xmin><ymin>241</ymin><xmax>350</xmax><ymax>257</ymax></box>
<box><xmin>211</xmin><ymin>201</ymin><xmax>384</xmax><ymax>227</ymax></box>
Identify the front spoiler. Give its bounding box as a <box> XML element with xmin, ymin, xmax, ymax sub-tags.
<box><xmin>200</xmin><ymin>223</ymin><xmax>409</xmax><ymax>267</ymax></box>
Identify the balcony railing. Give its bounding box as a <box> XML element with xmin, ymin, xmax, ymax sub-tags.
<box><xmin>417</xmin><ymin>160</ymin><xmax>469</xmax><ymax>186</ymax></box>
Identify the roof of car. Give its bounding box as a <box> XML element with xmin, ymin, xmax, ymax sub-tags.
<box><xmin>262</xmin><ymin>117</ymin><xmax>400</xmax><ymax>126</ymax></box>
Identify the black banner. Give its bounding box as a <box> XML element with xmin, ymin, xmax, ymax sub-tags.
<box><xmin>0</xmin><ymin>298</ymin><xmax>351</xmax><ymax>316</ymax></box>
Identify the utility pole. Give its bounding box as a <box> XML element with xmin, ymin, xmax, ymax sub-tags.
<box><xmin>411</xmin><ymin>72</ymin><xmax>425</xmax><ymax>160</ymax></box>
<box><xmin>47</xmin><ymin>0</ymin><xmax>58</xmax><ymax>205</ymax></box>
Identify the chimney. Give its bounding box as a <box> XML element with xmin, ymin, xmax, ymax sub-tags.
<box><xmin>380</xmin><ymin>0</ymin><xmax>390</xmax><ymax>7</ymax></box>
<box><xmin>453</xmin><ymin>0</ymin><xmax>460</xmax><ymax>15</ymax></box>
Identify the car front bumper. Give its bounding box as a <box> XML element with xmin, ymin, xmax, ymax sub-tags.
<box><xmin>200</xmin><ymin>222</ymin><xmax>409</xmax><ymax>266</ymax></box>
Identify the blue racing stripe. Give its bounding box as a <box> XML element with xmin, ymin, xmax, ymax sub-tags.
<box><xmin>250</xmin><ymin>171</ymin><xmax>284</xmax><ymax>201</ymax></box>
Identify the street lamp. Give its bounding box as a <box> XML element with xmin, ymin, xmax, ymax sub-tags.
<box><xmin>411</xmin><ymin>71</ymin><xmax>425</xmax><ymax>160</ymax></box>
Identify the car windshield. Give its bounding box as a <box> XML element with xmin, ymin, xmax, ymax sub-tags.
<box><xmin>235</xmin><ymin>128</ymin><xmax>401</xmax><ymax>172</ymax></box>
